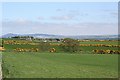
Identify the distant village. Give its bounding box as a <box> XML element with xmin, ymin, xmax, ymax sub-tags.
<box><xmin>10</xmin><ymin>36</ymin><xmax>118</xmax><ymax>42</ymax></box>
<box><xmin>11</xmin><ymin>36</ymin><xmax>62</xmax><ymax>42</ymax></box>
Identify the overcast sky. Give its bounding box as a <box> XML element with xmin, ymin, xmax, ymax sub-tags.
<box><xmin>2</xmin><ymin>2</ymin><xmax>118</xmax><ymax>35</ymax></box>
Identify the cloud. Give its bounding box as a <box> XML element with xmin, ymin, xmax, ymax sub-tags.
<box><xmin>54</xmin><ymin>9</ymin><xmax>88</xmax><ymax>20</ymax></box>
<box><xmin>37</xmin><ymin>16</ymin><xmax>44</xmax><ymax>20</ymax></box>
<box><xmin>2</xmin><ymin>20</ymin><xmax>118</xmax><ymax>35</ymax></box>
<box><xmin>15</xmin><ymin>18</ymin><xmax>30</xmax><ymax>25</ymax></box>
<box><xmin>56</xmin><ymin>9</ymin><xmax>64</xmax><ymax>12</ymax></box>
<box><xmin>102</xmin><ymin>9</ymin><xmax>118</xmax><ymax>17</ymax></box>
<box><xmin>51</xmin><ymin>15</ymin><xmax>75</xmax><ymax>20</ymax></box>
<box><xmin>111</xmin><ymin>12</ymin><xmax>118</xmax><ymax>16</ymax></box>
<box><xmin>52</xmin><ymin>9</ymin><xmax>80</xmax><ymax>20</ymax></box>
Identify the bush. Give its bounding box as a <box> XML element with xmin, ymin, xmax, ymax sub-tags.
<box><xmin>60</xmin><ymin>38</ymin><xmax>81</xmax><ymax>53</ymax></box>
<box><xmin>39</xmin><ymin>42</ymin><xmax>51</xmax><ymax>52</ymax></box>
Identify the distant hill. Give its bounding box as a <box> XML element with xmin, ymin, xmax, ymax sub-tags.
<box><xmin>1</xmin><ymin>33</ymin><xmax>119</xmax><ymax>40</ymax></box>
<box><xmin>1</xmin><ymin>33</ymin><xmax>64</xmax><ymax>39</ymax></box>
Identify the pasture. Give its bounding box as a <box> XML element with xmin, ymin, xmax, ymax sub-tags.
<box><xmin>2</xmin><ymin>39</ymin><xmax>119</xmax><ymax>52</ymax></box>
<box><xmin>2</xmin><ymin>52</ymin><xmax>118</xmax><ymax>78</ymax></box>
<box><xmin>1</xmin><ymin>38</ymin><xmax>119</xmax><ymax>78</ymax></box>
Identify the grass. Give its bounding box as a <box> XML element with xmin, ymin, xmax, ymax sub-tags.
<box><xmin>0</xmin><ymin>38</ymin><xmax>2</xmax><ymax>45</ymax></box>
<box><xmin>3</xmin><ymin>44</ymin><xmax>119</xmax><ymax>53</ymax></box>
<box><xmin>1</xmin><ymin>39</ymin><xmax>119</xmax><ymax>78</ymax></box>
<box><xmin>80</xmin><ymin>41</ymin><xmax>118</xmax><ymax>45</ymax></box>
<box><xmin>2</xmin><ymin>52</ymin><xmax>118</xmax><ymax>78</ymax></box>
<box><xmin>3</xmin><ymin>39</ymin><xmax>119</xmax><ymax>52</ymax></box>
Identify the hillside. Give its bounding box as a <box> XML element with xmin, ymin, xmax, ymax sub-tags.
<box><xmin>1</xmin><ymin>33</ymin><xmax>119</xmax><ymax>40</ymax></box>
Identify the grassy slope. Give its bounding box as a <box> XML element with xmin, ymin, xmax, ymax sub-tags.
<box><xmin>2</xmin><ymin>52</ymin><xmax>118</xmax><ymax>78</ymax></box>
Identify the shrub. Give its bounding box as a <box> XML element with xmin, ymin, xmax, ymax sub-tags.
<box><xmin>49</xmin><ymin>48</ymin><xmax>56</xmax><ymax>53</ymax></box>
<box><xmin>39</xmin><ymin>42</ymin><xmax>51</xmax><ymax>52</ymax></box>
<box><xmin>60</xmin><ymin>38</ymin><xmax>81</xmax><ymax>53</ymax></box>
<box><xmin>93</xmin><ymin>49</ymin><xmax>120</xmax><ymax>54</ymax></box>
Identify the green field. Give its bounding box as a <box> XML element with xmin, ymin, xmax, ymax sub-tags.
<box><xmin>80</xmin><ymin>41</ymin><xmax>118</xmax><ymax>45</ymax></box>
<box><xmin>1</xmin><ymin>39</ymin><xmax>119</xmax><ymax>78</ymax></box>
<box><xmin>3</xmin><ymin>44</ymin><xmax>119</xmax><ymax>52</ymax></box>
<box><xmin>2</xmin><ymin>52</ymin><xmax>118</xmax><ymax>78</ymax></box>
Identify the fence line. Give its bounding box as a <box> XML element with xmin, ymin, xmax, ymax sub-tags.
<box><xmin>0</xmin><ymin>52</ymin><xmax>2</xmax><ymax>80</ymax></box>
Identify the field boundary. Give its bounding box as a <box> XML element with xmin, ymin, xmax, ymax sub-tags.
<box><xmin>0</xmin><ymin>52</ymin><xmax>2</xmax><ymax>80</ymax></box>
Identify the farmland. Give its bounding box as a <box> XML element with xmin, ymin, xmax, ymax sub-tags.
<box><xmin>2</xmin><ymin>52</ymin><xmax>118</xmax><ymax>78</ymax></box>
<box><xmin>2</xmin><ymin>2</ymin><xmax>119</xmax><ymax>78</ymax></box>
<box><xmin>2</xmin><ymin>39</ymin><xmax>119</xmax><ymax>53</ymax></box>
<box><xmin>1</xmin><ymin>38</ymin><xmax>119</xmax><ymax>78</ymax></box>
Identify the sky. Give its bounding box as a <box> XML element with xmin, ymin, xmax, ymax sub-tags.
<box><xmin>1</xmin><ymin>2</ymin><xmax>118</xmax><ymax>35</ymax></box>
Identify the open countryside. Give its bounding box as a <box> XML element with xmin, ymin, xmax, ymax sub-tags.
<box><xmin>0</xmin><ymin>36</ymin><xmax>119</xmax><ymax>78</ymax></box>
<box><xmin>1</xmin><ymin>2</ymin><xmax>119</xmax><ymax>78</ymax></box>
